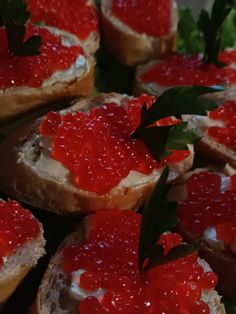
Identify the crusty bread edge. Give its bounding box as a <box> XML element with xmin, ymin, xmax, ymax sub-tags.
<box><xmin>31</xmin><ymin>219</ymin><xmax>225</xmax><ymax>314</ymax></box>
<box><xmin>0</xmin><ymin>224</ymin><xmax>45</xmax><ymax>305</ymax></box>
<box><xmin>0</xmin><ymin>93</ymin><xmax>194</xmax><ymax>215</ymax></box>
<box><xmin>100</xmin><ymin>0</ymin><xmax>178</xmax><ymax>66</ymax></box>
<box><xmin>0</xmin><ymin>27</ymin><xmax>95</xmax><ymax>121</ymax></box>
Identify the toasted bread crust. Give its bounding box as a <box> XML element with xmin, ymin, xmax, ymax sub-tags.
<box><xmin>0</xmin><ymin>27</ymin><xmax>95</xmax><ymax>121</ymax></box>
<box><xmin>0</xmin><ymin>224</ymin><xmax>45</xmax><ymax>305</ymax></box>
<box><xmin>0</xmin><ymin>93</ymin><xmax>193</xmax><ymax>215</ymax></box>
<box><xmin>169</xmin><ymin>166</ymin><xmax>236</xmax><ymax>300</ymax></box>
<box><xmin>100</xmin><ymin>0</ymin><xmax>178</xmax><ymax>66</ymax></box>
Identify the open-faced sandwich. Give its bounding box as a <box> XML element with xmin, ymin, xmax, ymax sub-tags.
<box><xmin>0</xmin><ymin>86</ymin><xmax>220</xmax><ymax>215</ymax></box>
<box><xmin>31</xmin><ymin>168</ymin><xmax>225</xmax><ymax>313</ymax></box>
<box><xmin>0</xmin><ymin>1</ymin><xmax>94</xmax><ymax>120</ymax></box>
<box><xmin>168</xmin><ymin>165</ymin><xmax>236</xmax><ymax>300</ymax></box>
<box><xmin>0</xmin><ymin>199</ymin><xmax>45</xmax><ymax>307</ymax></box>
<box><xmin>134</xmin><ymin>0</ymin><xmax>236</xmax><ymax>103</ymax></box>
<box><xmin>28</xmin><ymin>0</ymin><xmax>99</xmax><ymax>54</ymax></box>
<box><xmin>101</xmin><ymin>0</ymin><xmax>178</xmax><ymax>66</ymax></box>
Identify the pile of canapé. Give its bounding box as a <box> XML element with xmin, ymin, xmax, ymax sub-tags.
<box><xmin>0</xmin><ymin>0</ymin><xmax>236</xmax><ymax>313</ymax></box>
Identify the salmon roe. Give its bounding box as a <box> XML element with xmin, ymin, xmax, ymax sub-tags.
<box><xmin>63</xmin><ymin>210</ymin><xmax>217</xmax><ymax>314</ymax></box>
<box><xmin>219</xmin><ymin>49</ymin><xmax>236</xmax><ymax>64</ymax></box>
<box><xmin>39</xmin><ymin>95</ymin><xmax>190</xmax><ymax>195</ymax></box>
<box><xmin>29</xmin><ymin>0</ymin><xmax>98</xmax><ymax>40</ymax></box>
<box><xmin>0</xmin><ymin>200</ymin><xmax>40</xmax><ymax>267</ymax></box>
<box><xmin>140</xmin><ymin>53</ymin><xmax>236</xmax><ymax>87</ymax></box>
<box><xmin>207</xmin><ymin>100</ymin><xmax>236</xmax><ymax>149</ymax></box>
<box><xmin>0</xmin><ymin>24</ymin><xmax>83</xmax><ymax>89</ymax></box>
<box><xmin>112</xmin><ymin>0</ymin><xmax>171</xmax><ymax>37</ymax></box>
<box><xmin>177</xmin><ymin>172</ymin><xmax>236</xmax><ymax>245</ymax></box>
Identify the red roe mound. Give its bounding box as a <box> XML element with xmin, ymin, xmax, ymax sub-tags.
<box><xmin>140</xmin><ymin>53</ymin><xmax>236</xmax><ymax>86</ymax></box>
<box><xmin>39</xmin><ymin>95</ymin><xmax>190</xmax><ymax>195</ymax></box>
<box><xmin>63</xmin><ymin>210</ymin><xmax>217</xmax><ymax>314</ymax></box>
<box><xmin>0</xmin><ymin>24</ymin><xmax>83</xmax><ymax>89</ymax></box>
<box><xmin>29</xmin><ymin>0</ymin><xmax>98</xmax><ymax>40</ymax></box>
<box><xmin>207</xmin><ymin>100</ymin><xmax>236</xmax><ymax>148</ymax></box>
<box><xmin>112</xmin><ymin>0</ymin><xmax>171</xmax><ymax>37</ymax></box>
<box><xmin>0</xmin><ymin>200</ymin><xmax>40</xmax><ymax>268</ymax></box>
<box><xmin>177</xmin><ymin>172</ymin><xmax>236</xmax><ymax>244</ymax></box>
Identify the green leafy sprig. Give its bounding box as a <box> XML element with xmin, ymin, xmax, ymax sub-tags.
<box><xmin>131</xmin><ymin>85</ymin><xmax>222</xmax><ymax>160</ymax></box>
<box><xmin>138</xmin><ymin>166</ymin><xmax>198</xmax><ymax>271</ymax></box>
<box><xmin>0</xmin><ymin>0</ymin><xmax>42</xmax><ymax>56</ymax></box>
<box><xmin>198</xmin><ymin>0</ymin><xmax>233</xmax><ymax>66</ymax></box>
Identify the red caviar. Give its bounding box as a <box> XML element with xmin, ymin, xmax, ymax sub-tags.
<box><xmin>207</xmin><ymin>100</ymin><xmax>236</xmax><ymax>148</ymax></box>
<box><xmin>0</xmin><ymin>200</ymin><xmax>40</xmax><ymax>267</ymax></box>
<box><xmin>29</xmin><ymin>0</ymin><xmax>98</xmax><ymax>40</ymax></box>
<box><xmin>220</xmin><ymin>49</ymin><xmax>236</xmax><ymax>64</ymax></box>
<box><xmin>112</xmin><ymin>0</ymin><xmax>171</xmax><ymax>37</ymax></box>
<box><xmin>177</xmin><ymin>172</ymin><xmax>236</xmax><ymax>245</ymax></box>
<box><xmin>63</xmin><ymin>210</ymin><xmax>216</xmax><ymax>314</ymax></box>
<box><xmin>39</xmin><ymin>95</ymin><xmax>190</xmax><ymax>195</ymax></box>
<box><xmin>0</xmin><ymin>24</ymin><xmax>83</xmax><ymax>89</ymax></box>
<box><xmin>140</xmin><ymin>54</ymin><xmax>236</xmax><ymax>87</ymax></box>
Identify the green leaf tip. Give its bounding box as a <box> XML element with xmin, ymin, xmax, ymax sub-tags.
<box><xmin>138</xmin><ymin>166</ymin><xmax>198</xmax><ymax>271</ymax></box>
<box><xmin>0</xmin><ymin>0</ymin><xmax>42</xmax><ymax>56</ymax></box>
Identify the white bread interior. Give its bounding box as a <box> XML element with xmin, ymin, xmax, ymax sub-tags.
<box><xmin>100</xmin><ymin>0</ymin><xmax>178</xmax><ymax>66</ymax></box>
<box><xmin>0</xmin><ymin>93</ymin><xmax>194</xmax><ymax>215</ymax></box>
<box><xmin>31</xmin><ymin>220</ymin><xmax>225</xmax><ymax>314</ymax></box>
<box><xmin>0</xmin><ymin>26</ymin><xmax>95</xmax><ymax>121</ymax></box>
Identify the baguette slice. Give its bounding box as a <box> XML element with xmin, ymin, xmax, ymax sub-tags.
<box><xmin>134</xmin><ymin>59</ymin><xmax>236</xmax><ymax>104</ymax></box>
<box><xmin>100</xmin><ymin>0</ymin><xmax>178</xmax><ymax>66</ymax></box>
<box><xmin>28</xmin><ymin>0</ymin><xmax>100</xmax><ymax>55</ymax></box>
<box><xmin>0</xmin><ymin>26</ymin><xmax>95</xmax><ymax>121</ymax></box>
<box><xmin>182</xmin><ymin>111</ymin><xmax>236</xmax><ymax>168</ymax></box>
<box><xmin>168</xmin><ymin>165</ymin><xmax>236</xmax><ymax>300</ymax></box>
<box><xmin>0</xmin><ymin>93</ymin><xmax>194</xmax><ymax>215</ymax></box>
<box><xmin>0</xmin><ymin>200</ymin><xmax>45</xmax><ymax>306</ymax></box>
<box><xmin>31</xmin><ymin>212</ymin><xmax>225</xmax><ymax>314</ymax></box>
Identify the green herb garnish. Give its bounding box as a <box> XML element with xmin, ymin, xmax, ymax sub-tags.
<box><xmin>131</xmin><ymin>85</ymin><xmax>222</xmax><ymax>160</ymax></box>
<box><xmin>0</xmin><ymin>0</ymin><xmax>42</xmax><ymax>56</ymax></box>
<box><xmin>138</xmin><ymin>166</ymin><xmax>197</xmax><ymax>271</ymax></box>
<box><xmin>198</xmin><ymin>0</ymin><xmax>233</xmax><ymax>66</ymax></box>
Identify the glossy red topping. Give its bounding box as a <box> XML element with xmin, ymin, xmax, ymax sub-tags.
<box><xmin>220</xmin><ymin>49</ymin><xmax>236</xmax><ymax>64</ymax></box>
<box><xmin>140</xmin><ymin>54</ymin><xmax>236</xmax><ymax>87</ymax></box>
<box><xmin>39</xmin><ymin>95</ymin><xmax>190</xmax><ymax>195</ymax></box>
<box><xmin>0</xmin><ymin>24</ymin><xmax>83</xmax><ymax>89</ymax></box>
<box><xmin>207</xmin><ymin>100</ymin><xmax>236</xmax><ymax>148</ymax></box>
<box><xmin>29</xmin><ymin>0</ymin><xmax>98</xmax><ymax>40</ymax></box>
<box><xmin>0</xmin><ymin>200</ymin><xmax>40</xmax><ymax>267</ymax></box>
<box><xmin>177</xmin><ymin>172</ymin><xmax>236</xmax><ymax>245</ymax></box>
<box><xmin>112</xmin><ymin>0</ymin><xmax>171</xmax><ymax>37</ymax></box>
<box><xmin>63</xmin><ymin>210</ymin><xmax>216</xmax><ymax>314</ymax></box>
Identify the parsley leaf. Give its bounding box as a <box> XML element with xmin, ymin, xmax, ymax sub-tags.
<box><xmin>198</xmin><ymin>0</ymin><xmax>233</xmax><ymax>67</ymax></box>
<box><xmin>131</xmin><ymin>85</ymin><xmax>221</xmax><ymax>160</ymax></box>
<box><xmin>0</xmin><ymin>0</ymin><xmax>42</xmax><ymax>56</ymax></box>
<box><xmin>138</xmin><ymin>166</ymin><xmax>197</xmax><ymax>271</ymax></box>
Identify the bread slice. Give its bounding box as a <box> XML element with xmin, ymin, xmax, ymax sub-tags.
<box><xmin>28</xmin><ymin>0</ymin><xmax>99</xmax><ymax>55</ymax></box>
<box><xmin>0</xmin><ymin>93</ymin><xmax>194</xmax><ymax>215</ymax></box>
<box><xmin>31</xmin><ymin>216</ymin><xmax>225</xmax><ymax>314</ymax></box>
<box><xmin>0</xmin><ymin>26</ymin><xmax>95</xmax><ymax>121</ymax></box>
<box><xmin>168</xmin><ymin>165</ymin><xmax>236</xmax><ymax>300</ymax></box>
<box><xmin>181</xmin><ymin>113</ymin><xmax>236</xmax><ymax>168</ymax></box>
<box><xmin>100</xmin><ymin>0</ymin><xmax>178</xmax><ymax>66</ymax></box>
<box><xmin>0</xmin><ymin>201</ymin><xmax>45</xmax><ymax>306</ymax></box>
<box><xmin>134</xmin><ymin>59</ymin><xmax>236</xmax><ymax>104</ymax></box>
